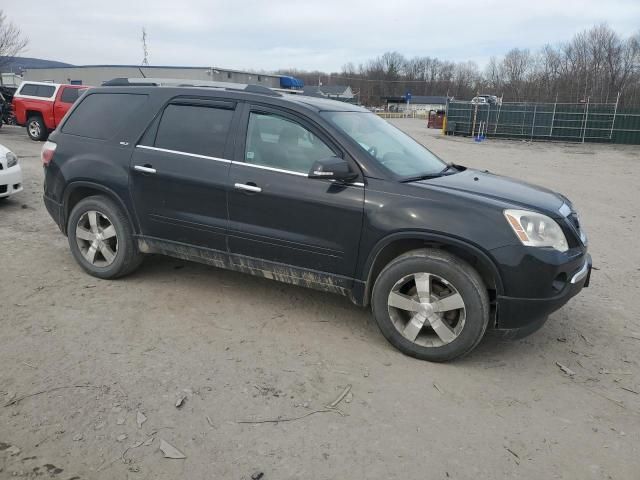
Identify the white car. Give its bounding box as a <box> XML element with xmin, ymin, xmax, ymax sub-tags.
<box><xmin>0</xmin><ymin>144</ymin><xmax>23</xmax><ymax>200</ymax></box>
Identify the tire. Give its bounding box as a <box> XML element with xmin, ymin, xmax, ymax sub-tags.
<box><xmin>26</xmin><ymin>115</ymin><xmax>47</xmax><ymax>141</ymax></box>
<box><xmin>67</xmin><ymin>195</ymin><xmax>143</xmax><ymax>279</ymax></box>
<box><xmin>371</xmin><ymin>248</ymin><xmax>489</xmax><ymax>362</ymax></box>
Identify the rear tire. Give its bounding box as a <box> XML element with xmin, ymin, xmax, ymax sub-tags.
<box><xmin>67</xmin><ymin>195</ymin><xmax>143</xmax><ymax>279</ymax></box>
<box><xmin>371</xmin><ymin>248</ymin><xmax>489</xmax><ymax>362</ymax></box>
<box><xmin>26</xmin><ymin>116</ymin><xmax>47</xmax><ymax>141</ymax></box>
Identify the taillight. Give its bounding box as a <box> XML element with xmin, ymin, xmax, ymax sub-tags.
<box><xmin>41</xmin><ymin>141</ymin><xmax>57</xmax><ymax>167</ymax></box>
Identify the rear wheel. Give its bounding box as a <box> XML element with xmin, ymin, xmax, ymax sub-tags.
<box><xmin>26</xmin><ymin>116</ymin><xmax>47</xmax><ymax>141</ymax></box>
<box><xmin>371</xmin><ymin>248</ymin><xmax>489</xmax><ymax>362</ymax></box>
<box><xmin>67</xmin><ymin>195</ymin><xmax>143</xmax><ymax>279</ymax></box>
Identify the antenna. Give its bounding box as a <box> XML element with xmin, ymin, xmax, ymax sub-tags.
<box><xmin>141</xmin><ymin>27</ymin><xmax>149</xmax><ymax>66</ymax></box>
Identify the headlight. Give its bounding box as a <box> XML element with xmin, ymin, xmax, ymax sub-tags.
<box><xmin>504</xmin><ymin>209</ymin><xmax>568</xmax><ymax>252</ymax></box>
<box><xmin>6</xmin><ymin>151</ymin><xmax>18</xmax><ymax>168</ymax></box>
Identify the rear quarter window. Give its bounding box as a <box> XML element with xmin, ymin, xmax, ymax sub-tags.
<box><xmin>19</xmin><ymin>83</ymin><xmax>56</xmax><ymax>98</ymax></box>
<box><xmin>62</xmin><ymin>93</ymin><xmax>148</xmax><ymax>140</ymax></box>
<box><xmin>19</xmin><ymin>84</ymin><xmax>38</xmax><ymax>96</ymax></box>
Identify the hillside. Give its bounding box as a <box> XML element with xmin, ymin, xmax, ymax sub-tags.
<box><xmin>0</xmin><ymin>56</ymin><xmax>73</xmax><ymax>72</ymax></box>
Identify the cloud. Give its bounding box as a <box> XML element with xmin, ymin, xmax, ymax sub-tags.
<box><xmin>4</xmin><ymin>0</ymin><xmax>639</xmax><ymax>71</ymax></box>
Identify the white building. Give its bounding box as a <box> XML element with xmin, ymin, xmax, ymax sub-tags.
<box><xmin>22</xmin><ymin>65</ymin><xmax>291</xmax><ymax>89</ymax></box>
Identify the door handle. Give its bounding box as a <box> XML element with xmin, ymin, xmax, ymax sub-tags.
<box><xmin>134</xmin><ymin>165</ymin><xmax>156</xmax><ymax>174</ymax></box>
<box><xmin>234</xmin><ymin>183</ymin><xmax>261</xmax><ymax>193</ymax></box>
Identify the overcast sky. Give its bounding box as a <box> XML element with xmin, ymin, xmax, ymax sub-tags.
<box><xmin>5</xmin><ymin>0</ymin><xmax>640</xmax><ymax>72</ymax></box>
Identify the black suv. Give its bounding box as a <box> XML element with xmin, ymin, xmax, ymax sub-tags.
<box><xmin>42</xmin><ymin>78</ymin><xmax>591</xmax><ymax>362</ymax></box>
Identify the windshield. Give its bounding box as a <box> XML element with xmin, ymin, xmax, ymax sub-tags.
<box><xmin>320</xmin><ymin>111</ymin><xmax>446</xmax><ymax>177</ymax></box>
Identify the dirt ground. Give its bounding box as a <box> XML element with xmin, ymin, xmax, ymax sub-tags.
<box><xmin>1</xmin><ymin>119</ymin><xmax>639</xmax><ymax>480</ymax></box>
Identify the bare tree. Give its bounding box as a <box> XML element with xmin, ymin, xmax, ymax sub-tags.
<box><xmin>484</xmin><ymin>56</ymin><xmax>502</xmax><ymax>92</ymax></box>
<box><xmin>280</xmin><ymin>24</ymin><xmax>640</xmax><ymax>106</ymax></box>
<box><xmin>0</xmin><ymin>10</ymin><xmax>28</xmax><ymax>70</ymax></box>
<box><xmin>500</xmin><ymin>48</ymin><xmax>533</xmax><ymax>100</ymax></box>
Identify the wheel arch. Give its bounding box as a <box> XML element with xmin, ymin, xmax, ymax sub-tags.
<box><xmin>25</xmin><ymin>110</ymin><xmax>44</xmax><ymax>120</ymax></box>
<box><xmin>360</xmin><ymin>231</ymin><xmax>504</xmax><ymax>307</ymax></box>
<box><xmin>62</xmin><ymin>181</ymin><xmax>138</xmax><ymax>236</ymax></box>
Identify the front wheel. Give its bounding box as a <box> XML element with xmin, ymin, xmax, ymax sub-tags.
<box><xmin>371</xmin><ymin>249</ymin><xmax>489</xmax><ymax>362</ymax></box>
<box><xmin>67</xmin><ymin>195</ymin><xmax>143</xmax><ymax>279</ymax></box>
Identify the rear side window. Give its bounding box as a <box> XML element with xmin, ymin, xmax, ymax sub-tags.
<box><xmin>62</xmin><ymin>93</ymin><xmax>148</xmax><ymax>140</ymax></box>
<box><xmin>19</xmin><ymin>83</ymin><xmax>55</xmax><ymax>98</ymax></box>
<box><xmin>154</xmin><ymin>104</ymin><xmax>233</xmax><ymax>158</ymax></box>
<box><xmin>60</xmin><ymin>87</ymin><xmax>86</xmax><ymax>104</ymax></box>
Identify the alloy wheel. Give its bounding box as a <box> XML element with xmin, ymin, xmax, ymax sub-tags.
<box><xmin>75</xmin><ymin>210</ymin><xmax>118</xmax><ymax>267</ymax></box>
<box><xmin>28</xmin><ymin>121</ymin><xmax>41</xmax><ymax>138</ymax></box>
<box><xmin>387</xmin><ymin>272</ymin><xmax>466</xmax><ymax>347</ymax></box>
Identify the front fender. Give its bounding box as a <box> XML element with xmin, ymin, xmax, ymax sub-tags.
<box><xmin>355</xmin><ymin>230</ymin><xmax>505</xmax><ymax>306</ymax></box>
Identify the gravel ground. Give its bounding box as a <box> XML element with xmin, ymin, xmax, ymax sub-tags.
<box><xmin>1</xmin><ymin>120</ymin><xmax>639</xmax><ymax>480</ymax></box>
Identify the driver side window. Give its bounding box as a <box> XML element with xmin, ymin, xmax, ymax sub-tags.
<box><xmin>245</xmin><ymin>112</ymin><xmax>334</xmax><ymax>174</ymax></box>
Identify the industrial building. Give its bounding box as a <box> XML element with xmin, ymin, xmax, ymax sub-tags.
<box><xmin>22</xmin><ymin>65</ymin><xmax>301</xmax><ymax>90</ymax></box>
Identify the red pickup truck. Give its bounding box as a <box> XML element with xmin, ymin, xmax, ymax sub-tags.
<box><xmin>13</xmin><ymin>82</ymin><xmax>89</xmax><ymax>141</ymax></box>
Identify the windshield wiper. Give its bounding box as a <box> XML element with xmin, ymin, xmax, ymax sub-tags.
<box><xmin>439</xmin><ymin>164</ymin><xmax>458</xmax><ymax>174</ymax></box>
<box><xmin>401</xmin><ymin>164</ymin><xmax>459</xmax><ymax>183</ymax></box>
<box><xmin>401</xmin><ymin>173</ymin><xmax>443</xmax><ymax>182</ymax></box>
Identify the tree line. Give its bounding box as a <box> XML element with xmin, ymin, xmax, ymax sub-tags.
<box><xmin>0</xmin><ymin>10</ymin><xmax>28</xmax><ymax>71</ymax></box>
<box><xmin>279</xmin><ymin>24</ymin><xmax>640</xmax><ymax>107</ymax></box>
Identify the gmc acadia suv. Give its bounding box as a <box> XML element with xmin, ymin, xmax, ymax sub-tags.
<box><xmin>42</xmin><ymin>78</ymin><xmax>591</xmax><ymax>362</ymax></box>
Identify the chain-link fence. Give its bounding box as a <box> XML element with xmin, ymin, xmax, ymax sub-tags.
<box><xmin>445</xmin><ymin>99</ymin><xmax>640</xmax><ymax>144</ymax></box>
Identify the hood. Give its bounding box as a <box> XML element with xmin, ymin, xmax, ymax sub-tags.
<box><xmin>415</xmin><ymin>168</ymin><xmax>565</xmax><ymax>216</ymax></box>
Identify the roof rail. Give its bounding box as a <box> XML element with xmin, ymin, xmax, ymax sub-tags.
<box><xmin>101</xmin><ymin>77</ymin><xmax>281</xmax><ymax>96</ymax></box>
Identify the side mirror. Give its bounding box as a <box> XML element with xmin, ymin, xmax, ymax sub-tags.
<box><xmin>308</xmin><ymin>156</ymin><xmax>358</xmax><ymax>182</ymax></box>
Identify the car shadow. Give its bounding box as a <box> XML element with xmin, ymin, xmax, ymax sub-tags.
<box><xmin>128</xmin><ymin>253</ymin><xmax>383</xmax><ymax>339</ymax></box>
<box><xmin>121</xmin><ymin>254</ymin><xmax>595</xmax><ymax>365</ymax></box>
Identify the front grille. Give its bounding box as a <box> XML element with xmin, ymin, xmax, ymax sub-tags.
<box><xmin>0</xmin><ymin>185</ymin><xmax>7</xmax><ymax>194</ymax></box>
<box><xmin>0</xmin><ymin>163</ymin><xmax>3</xmax><ymax>170</ymax></box>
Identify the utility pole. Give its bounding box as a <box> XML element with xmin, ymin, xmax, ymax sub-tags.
<box><xmin>141</xmin><ymin>27</ymin><xmax>149</xmax><ymax>66</ymax></box>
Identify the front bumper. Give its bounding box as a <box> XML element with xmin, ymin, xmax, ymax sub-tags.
<box><xmin>0</xmin><ymin>165</ymin><xmax>23</xmax><ymax>198</ymax></box>
<box><xmin>493</xmin><ymin>253</ymin><xmax>592</xmax><ymax>338</ymax></box>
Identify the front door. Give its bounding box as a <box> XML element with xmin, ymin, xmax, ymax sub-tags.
<box><xmin>130</xmin><ymin>98</ymin><xmax>238</xmax><ymax>251</ymax></box>
<box><xmin>227</xmin><ymin>106</ymin><xmax>364</xmax><ymax>278</ymax></box>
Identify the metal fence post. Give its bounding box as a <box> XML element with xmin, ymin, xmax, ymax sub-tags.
<box><xmin>530</xmin><ymin>105</ymin><xmax>537</xmax><ymax>140</ymax></box>
<box><xmin>494</xmin><ymin>101</ymin><xmax>502</xmax><ymax>134</ymax></box>
<box><xmin>443</xmin><ymin>98</ymin><xmax>449</xmax><ymax>135</ymax></box>
<box><xmin>609</xmin><ymin>91</ymin><xmax>620</xmax><ymax>140</ymax></box>
<box><xmin>550</xmin><ymin>100</ymin><xmax>557</xmax><ymax>138</ymax></box>
<box><xmin>581</xmin><ymin>97</ymin><xmax>590</xmax><ymax>143</ymax></box>
<box><xmin>471</xmin><ymin>104</ymin><xmax>478</xmax><ymax>137</ymax></box>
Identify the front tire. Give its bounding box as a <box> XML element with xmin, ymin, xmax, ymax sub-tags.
<box><xmin>26</xmin><ymin>116</ymin><xmax>47</xmax><ymax>141</ymax></box>
<box><xmin>67</xmin><ymin>195</ymin><xmax>143</xmax><ymax>279</ymax></box>
<box><xmin>371</xmin><ymin>249</ymin><xmax>489</xmax><ymax>362</ymax></box>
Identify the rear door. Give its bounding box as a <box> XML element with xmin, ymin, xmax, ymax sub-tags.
<box><xmin>227</xmin><ymin>104</ymin><xmax>364</xmax><ymax>277</ymax></box>
<box><xmin>130</xmin><ymin>98</ymin><xmax>239</xmax><ymax>251</ymax></box>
